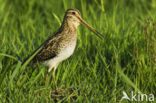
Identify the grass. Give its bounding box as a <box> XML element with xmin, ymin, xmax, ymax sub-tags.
<box><xmin>0</xmin><ymin>0</ymin><xmax>156</xmax><ymax>102</ymax></box>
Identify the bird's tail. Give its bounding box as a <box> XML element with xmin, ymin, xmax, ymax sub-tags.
<box><xmin>16</xmin><ymin>54</ymin><xmax>28</xmax><ymax>65</ymax></box>
<box><xmin>16</xmin><ymin>54</ymin><xmax>22</xmax><ymax>62</ymax></box>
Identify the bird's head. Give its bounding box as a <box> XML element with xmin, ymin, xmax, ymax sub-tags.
<box><xmin>64</xmin><ymin>8</ymin><xmax>104</xmax><ymax>39</ymax></box>
<box><xmin>65</xmin><ymin>9</ymin><xmax>81</xmax><ymax>27</ymax></box>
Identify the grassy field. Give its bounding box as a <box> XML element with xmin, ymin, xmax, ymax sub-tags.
<box><xmin>0</xmin><ymin>0</ymin><xmax>156</xmax><ymax>102</ymax></box>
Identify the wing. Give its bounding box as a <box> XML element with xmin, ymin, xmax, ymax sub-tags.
<box><xmin>31</xmin><ymin>35</ymin><xmax>61</xmax><ymax>63</ymax></box>
<box><xmin>22</xmin><ymin>29</ymin><xmax>62</xmax><ymax>65</ymax></box>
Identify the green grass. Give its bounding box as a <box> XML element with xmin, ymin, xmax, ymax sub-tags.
<box><xmin>0</xmin><ymin>0</ymin><xmax>156</xmax><ymax>102</ymax></box>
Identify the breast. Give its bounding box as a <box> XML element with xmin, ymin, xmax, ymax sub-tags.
<box><xmin>57</xmin><ymin>31</ymin><xmax>77</xmax><ymax>61</ymax></box>
<box><xmin>42</xmin><ymin>31</ymin><xmax>77</xmax><ymax>72</ymax></box>
<box><xmin>58</xmin><ymin>40</ymin><xmax>76</xmax><ymax>61</ymax></box>
<box><xmin>43</xmin><ymin>39</ymin><xmax>77</xmax><ymax>71</ymax></box>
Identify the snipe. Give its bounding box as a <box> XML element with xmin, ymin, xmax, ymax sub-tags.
<box><xmin>22</xmin><ymin>8</ymin><xmax>104</xmax><ymax>91</ymax></box>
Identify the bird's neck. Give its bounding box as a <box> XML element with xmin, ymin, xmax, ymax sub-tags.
<box><xmin>61</xmin><ymin>19</ymin><xmax>79</xmax><ymax>33</ymax></box>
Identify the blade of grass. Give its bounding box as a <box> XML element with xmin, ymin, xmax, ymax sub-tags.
<box><xmin>9</xmin><ymin>61</ymin><xmax>22</xmax><ymax>87</ymax></box>
<box><xmin>116</xmin><ymin>62</ymin><xmax>141</xmax><ymax>92</ymax></box>
<box><xmin>52</xmin><ymin>13</ymin><xmax>61</xmax><ymax>26</ymax></box>
<box><xmin>0</xmin><ymin>53</ymin><xmax>17</xmax><ymax>61</ymax></box>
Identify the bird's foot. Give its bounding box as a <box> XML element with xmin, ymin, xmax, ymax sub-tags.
<box><xmin>50</xmin><ymin>86</ymin><xmax>78</xmax><ymax>101</ymax></box>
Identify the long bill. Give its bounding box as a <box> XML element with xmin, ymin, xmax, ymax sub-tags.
<box><xmin>78</xmin><ymin>17</ymin><xmax>104</xmax><ymax>39</ymax></box>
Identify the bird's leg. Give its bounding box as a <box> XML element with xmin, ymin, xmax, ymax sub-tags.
<box><xmin>45</xmin><ymin>74</ymin><xmax>49</xmax><ymax>86</ymax></box>
<box><xmin>52</xmin><ymin>69</ymin><xmax>58</xmax><ymax>91</ymax></box>
<box><xmin>51</xmin><ymin>69</ymin><xmax>74</xmax><ymax>97</ymax></box>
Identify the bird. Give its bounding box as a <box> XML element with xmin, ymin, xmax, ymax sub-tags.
<box><xmin>22</xmin><ymin>8</ymin><xmax>104</xmax><ymax>91</ymax></box>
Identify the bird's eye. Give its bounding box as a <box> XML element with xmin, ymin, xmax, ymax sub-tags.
<box><xmin>72</xmin><ymin>12</ymin><xmax>75</xmax><ymax>15</ymax></box>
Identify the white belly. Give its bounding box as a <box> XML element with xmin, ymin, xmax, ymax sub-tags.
<box><xmin>43</xmin><ymin>41</ymin><xmax>76</xmax><ymax>72</ymax></box>
<box><xmin>57</xmin><ymin>42</ymin><xmax>76</xmax><ymax>62</ymax></box>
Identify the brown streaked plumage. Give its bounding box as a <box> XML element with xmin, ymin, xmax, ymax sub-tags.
<box><xmin>22</xmin><ymin>8</ymin><xmax>104</xmax><ymax>91</ymax></box>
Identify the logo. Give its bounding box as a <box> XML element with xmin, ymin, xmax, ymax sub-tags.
<box><xmin>121</xmin><ymin>91</ymin><xmax>154</xmax><ymax>102</ymax></box>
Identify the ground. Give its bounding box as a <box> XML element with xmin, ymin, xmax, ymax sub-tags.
<box><xmin>0</xmin><ymin>0</ymin><xmax>155</xmax><ymax>103</ymax></box>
